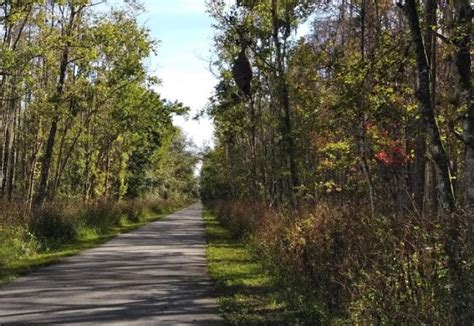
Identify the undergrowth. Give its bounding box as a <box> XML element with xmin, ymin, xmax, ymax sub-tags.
<box><xmin>208</xmin><ymin>200</ymin><xmax>473</xmax><ymax>325</ymax></box>
<box><xmin>204</xmin><ymin>210</ymin><xmax>309</xmax><ymax>325</ymax></box>
<box><xmin>0</xmin><ymin>197</ymin><xmax>190</xmax><ymax>285</ymax></box>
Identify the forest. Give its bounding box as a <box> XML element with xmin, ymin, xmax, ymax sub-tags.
<box><xmin>0</xmin><ymin>0</ymin><xmax>472</xmax><ymax>324</ymax></box>
<box><xmin>0</xmin><ymin>1</ymin><xmax>198</xmax><ymax>279</ymax></box>
<box><xmin>201</xmin><ymin>0</ymin><xmax>472</xmax><ymax>324</ymax></box>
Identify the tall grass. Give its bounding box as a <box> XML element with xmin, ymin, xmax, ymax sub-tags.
<box><xmin>0</xmin><ymin>197</ymin><xmax>189</xmax><ymax>268</ymax></box>
<box><xmin>210</xmin><ymin>200</ymin><xmax>473</xmax><ymax>324</ymax></box>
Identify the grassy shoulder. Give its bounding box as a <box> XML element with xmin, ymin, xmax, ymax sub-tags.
<box><xmin>0</xmin><ymin>205</ymin><xmax>181</xmax><ymax>286</ymax></box>
<box><xmin>204</xmin><ymin>210</ymin><xmax>301</xmax><ymax>325</ymax></box>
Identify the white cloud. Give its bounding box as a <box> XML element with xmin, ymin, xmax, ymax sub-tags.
<box><xmin>114</xmin><ymin>0</ymin><xmax>217</xmax><ymax>148</ymax></box>
<box><xmin>156</xmin><ymin>66</ymin><xmax>215</xmax><ymax>147</ymax></box>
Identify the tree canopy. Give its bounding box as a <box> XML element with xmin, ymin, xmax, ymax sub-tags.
<box><xmin>0</xmin><ymin>1</ymin><xmax>198</xmax><ymax>206</ymax></box>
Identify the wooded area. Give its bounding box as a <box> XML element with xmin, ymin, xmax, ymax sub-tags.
<box><xmin>0</xmin><ymin>1</ymin><xmax>199</xmax><ymax>206</ymax></box>
<box><xmin>0</xmin><ymin>0</ymin><xmax>472</xmax><ymax>323</ymax></box>
<box><xmin>0</xmin><ymin>1</ymin><xmax>198</xmax><ymax>273</ymax></box>
<box><xmin>201</xmin><ymin>0</ymin><xmax>472</xmax><ymax>323</ymax></box>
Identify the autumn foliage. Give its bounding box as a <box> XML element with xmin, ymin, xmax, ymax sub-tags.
<box><xmin>210</xmin><ymin>200</ymin><xmax>472</xmax><ymax>324</ymax></box>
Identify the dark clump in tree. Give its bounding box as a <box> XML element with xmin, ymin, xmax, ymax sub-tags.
<box><xmin>202</xmin><ymin>0</ymin><xmax>473</xmax><ymax>323</ymax></box>
<box><xmin>232</xmin><ymin>48</ymin><xmax>252</xmax><ymax>97</ymax></box>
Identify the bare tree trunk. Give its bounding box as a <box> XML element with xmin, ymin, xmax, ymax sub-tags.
<box><xmin>0</xmin><ymin>78</ymin><xmax>7</xmax><ymax>191</ymax></box>
<box><xmin>6</xmin><ymin>98</ymin><xmax>18</xmax><ymax>201</ymax></box>
<box><xmin>404</xmin><ymin>0</ymin><xmax>456</xmax><ymax>211</ymax></box>
<box><xmin>0</xmin><ymin>20</ymin><xmax>12</xmax><ymax>199</ymax></box>
<box><xmin>414</xmin><ymin>123</ymin><xmax>426</xmax><ymax>211</ymax></box>
<box><xmin>1</xmin><ymin>114</ymin><xmax>12</xmax><ymax>197</ymax></box>
<box><xmin>50</xmin><ymin>122</ymin><xmax>68</xmax><ymax>199</ymax></box>
<box><xmin>416</xmin><ymin>0</ymin><xmax>437</xmax><ymax>214</ymax></box>
<box><xmin>1</xmin><ymin>80</ymin><xmax>17</xmax><ymax>200</ymax></box>
<box><xmin>424</xmin><ymin>161</ymin><xmax>438</xmax><ymax>215</ymax></box>
<box><xmin>28</xmin><ymin>146</ymin><xmax>39</xmax><ymax>208</ymax></box>
<box><xmin>52</xmin><ymin>126</ymin><xmax>82</xmax><ymax>199</ymax></box>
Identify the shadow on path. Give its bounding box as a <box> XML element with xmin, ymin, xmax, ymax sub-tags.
<box><xmin>0</xmin><ymin>203</ymin><xmax>223</xmax><ymax>325</ymax></box>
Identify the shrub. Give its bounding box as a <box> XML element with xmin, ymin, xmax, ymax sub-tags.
<box><xmin>81</xmin><ymin>201</ymin><xmax>122</xmax><ymax>231</ymax></box>
<box><xmin>0</xmin><ymin>197</ymin><xmax>189</xmax><ymax>273</ymax></box>
<box><xmin>209</xmin><ymin>200</ymin><xmax>473</xmax><ymax>324</ymax></box>
<box><xmin>0</xmin><ymin>201</ymin><xmax>30</xmax><ymax>228</ymax></box>
<box><xmin>120</xmin><ymin>199</ymin><xmax>151</xmax><ymax>223</ymax></box>
<box><xmin>30</xmin><ymin>203</ymin><xmax>79</xmax><ymax>243</ymax></box>
<box><xmin>0</xmin><ymin>227</ymin><xmax>38</xmax><ymax>267</ymax></box>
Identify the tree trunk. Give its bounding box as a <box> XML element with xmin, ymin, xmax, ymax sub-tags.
<box><xmin>34</xmin><ymin>6</ymin><xmax>77</xmax><ymax>209</ymax></box>
<box><xmin>404</xmin><ymin>0</ymin><xmax>456</xmax><ymax>211</ymax></box>
<box><xmin>52</xmin><ymin>126</ymin><xmax>82</xmax><ymax>199</ymax></box>
<box><xmin>414</xmin><ymin>123</ymin><xmax>426</xmax><ymax>211</ymax></box>
<box><xmin>0</xmin><ymin>77</ymin><xmax>7</xmax><ymax>191</ymax></box>
<box><xmin>453</xmin><ymin>0</ymin><xmax>473</xmax><ymax>208</ymax></box>
<box><xmin>103</xmin><ymin>150</ymin><xmax>110</xmax><ymax>199</ymax></box>
<box><xmin>1</xmin><ymin>117</ymin><xmax>12</xmax><ymax>197</ymax></box>
<box><xmin>6</xmin><ymin>99</ymin><xmax>18</xmax><ymax>201</ymax></box>
<box><xmin>271</xmin><ymin>0</ymin><xmax>299</xmax><ymax>205</ymax></box>
<box><xmin>415</xmin><ymin>0</ymin><xmax>438</xmax><ymax>214</ymax></box>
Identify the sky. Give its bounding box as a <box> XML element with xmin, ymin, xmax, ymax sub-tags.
<box><xmin>104</xmin><ymin>0</ymin><xmax>217</xmax><ymax>148</ymax></box>
<box><xmin>101</xmin><ymin>0</ymin><xmax>311</xmax><ymax>149</ymax></box>
<box><xmin>139</xmin><ymin>0</ymin><xmax>216</xmax><ymax>148</ymax></box>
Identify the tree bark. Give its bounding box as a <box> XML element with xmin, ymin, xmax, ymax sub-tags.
<box><xmin>404</xmin><ymin>0</ymin><xmax>456</xmax><ymax>211</ymax></box>
<box><xmin>6</xmin><ymin>97</ymin><xmax>18</xmax><ymax>201</ymax></box>
<box><xmin>34</xmin><ymin>6</ymin><xmax>77</xmax><ymax>209</ymax></box>
<box><xmin>415</xmin><ymin>0</ymin><xmax>437</xmax><ymax>213</ymax></box>
<box><xmin>453</xmin><ymin>0</ymin><xmax>473</xmax><ymax>208</ymax></box>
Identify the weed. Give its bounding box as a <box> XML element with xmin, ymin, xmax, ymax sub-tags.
<box><xmin>208</xmin><ymin>200</ymin><xmax>473</xmax><ymax>324</ymax></box>
<box><xmin>204</xmin><ymin>210</ymin><xmax>313</xmax><ymax>325</ymax></box>
<box><xmin>0</xmin><ymin>197</ymin><xmax>191</xmax><ymax>285</ymax></box>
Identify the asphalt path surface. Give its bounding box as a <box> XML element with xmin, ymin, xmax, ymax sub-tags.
<box><xmin>0</xmin><ymin>203</ymin><xmax>223</xmax><ymax>325</ymax></box>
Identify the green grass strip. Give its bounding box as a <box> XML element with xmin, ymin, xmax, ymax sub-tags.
<box><xmin>204</xmin><ymin>210</ymin><xmax>303</xmax><ymax>325</ymax></box>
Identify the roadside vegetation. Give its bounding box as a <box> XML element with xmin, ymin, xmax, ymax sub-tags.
<box><xmin>205</xmin><ymin>201</ymin><xmax>471</xmax><ymax>325</ymax></box>
<box><xmin>0</xmin><ymin>1</ymin><xmax>199</xmax><ymax>285</ymax></box>
<box><xmin>205</xmin><ymin>210</ymin><xmax>297</xmax><ymax>325</ymax></box>
<box><xmin>0</xmin><ymin>198</ymin><xmax>189</xmax><ymax>285</ymax></box>
<box><xmin>202</xmin><ymin>1</ymin><xmax>473</xmax><ymax>324</ymax></box>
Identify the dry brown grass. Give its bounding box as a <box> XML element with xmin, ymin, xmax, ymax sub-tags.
<box><xmin>210</xmin><ymin>200</ymin><xmax>473</xmax><ymax>324</ymax></box>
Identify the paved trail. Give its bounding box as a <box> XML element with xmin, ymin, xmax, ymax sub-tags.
<box><xmin>0</xmin><ymin>203</ymin><xmax>222</xmax><ymax>325</ymax></box>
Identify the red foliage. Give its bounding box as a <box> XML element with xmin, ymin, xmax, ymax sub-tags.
<box><xmin>375</xmin><ymin>141</ymin><xmax>410</xmax><ymax>167</ymax></box>
<box><xmin>365</xmin><ymin>122</ymin><xmax>412</xmax><ymax>167</ymax></box>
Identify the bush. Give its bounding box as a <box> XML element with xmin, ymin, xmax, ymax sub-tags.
<box><xmin>31</xmin><ymin>203</ymin><xmax>79</xmax><ymax>243</ymax></box>
<box><xmin>212</xmin><ymin>200</ymin><xmax>269</xmax><ymax>237</ymax></box>
<box><xmin>0</xmin><ymin>197</ymin><xmax>189</xmax><ymax>273</ymax></box>
<box><xmin>120</xmin><ymin>199</ymin><xmax>151</xmax><ymax>223</ymax></box>
<box><xmin>0</xmin><ymin>201</ymin><xmax>38</xmax><ymax>267</ymax></box>
<box><xmin>210</xmin><ymin>200</ymin><xmax>473</xmax><ymax>324</ymax></box>
<box><xmin>120</xmin><ymin>197</ymin><xmax>192</xmax><ymax>223</ymax></box>
<box><xmin>0</xmin><ymin>201</ymin><xmax>30</xmax><ymax>227</ymax></box>
<box><xmin>0</xmin><ymin>227</ymin><xmax>38</xmax><ymax>267</ymax></box>
<box><xmin>81</xmin><ymin>201</ymin><xmax>122</xmax><ymax>231</ymax></box>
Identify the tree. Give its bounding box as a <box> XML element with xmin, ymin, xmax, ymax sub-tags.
<box><xmin>403</xmin><ymin>0</ymin><xmax>455</xmax><ymax>211</ymax></box>
<box><xmin>0</xmin><ymin>1</ymin><xmax>193</xmax><ymax>209</ymax></box>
